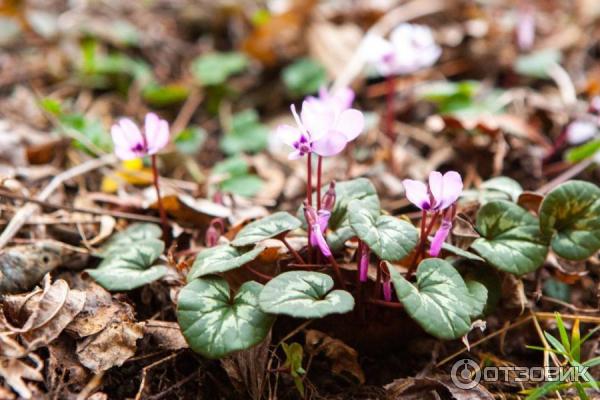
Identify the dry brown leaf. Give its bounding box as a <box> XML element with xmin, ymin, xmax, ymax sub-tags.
<box><xmin>0</xmin><ymin>359</ymin><xmax>44</xmax><ymax>400</ymax></box>
<box><xmin>220</xmin><ymin>331</ymin><xmax>271</xmax><ymax>400</ymax></box>
<box><xmin>305</xmin><ymin>329</ymin><xmax>365</xmax><ymax>384</ymax></box>
<box><xmin>142</xmin><ymin>320</ymin><xmax>188</xmax><ymax>351</ymax></box>
<box><xmin>46</xmin><ymin>337</ymin><xmax>89</xmax><ymax>398</ymax></box>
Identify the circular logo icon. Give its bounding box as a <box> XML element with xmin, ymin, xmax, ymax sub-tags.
<box><xmin>451</xmin><ymin>359</ymin><xmax>481</xmax><ymax>390</ymax></box>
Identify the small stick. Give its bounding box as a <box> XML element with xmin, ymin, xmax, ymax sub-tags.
<box><xmin>0</xmin><ymin>189</ymin><xmax>161</xmax><ymax>223</ymax></box>
<box><xmin>279</xmin><ymin>236</ymin><xmax>305</xmax><ymax>264</ymax></box>
<box><xmin>245</xmin><ymin>265</ymin><xmax>273</xmax><ymax>282</ymax></box>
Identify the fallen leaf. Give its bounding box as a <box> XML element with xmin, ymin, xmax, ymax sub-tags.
<box><xmin>305</xmin><ymin>329</ymin><xmax>365</xmax><ymax>384</ymax></box>
<box><xmin>385</xmin><ymin>375</ymin><xmax>494</xmax><ymax>400</ymax></box>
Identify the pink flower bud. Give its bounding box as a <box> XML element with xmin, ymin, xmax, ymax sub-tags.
<box><xmin>321</xmin><ymin>181</ymin><xmax>336</xmax><ymax>212</ymax></box>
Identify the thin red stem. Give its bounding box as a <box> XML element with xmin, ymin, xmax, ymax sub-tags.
<box><xmin>407</xmin><ymin>210</ymin><xmax>427</xmax><ymax>277</ymax></box>
<box><xmin>367</xmin><ymin>299</ymin><xmax>404</xmax><ymax>309</ymax></box>
<box><xmin>316</xmin><ymin>156</ymin><xmax>322</xmax><ymax>210</ymax></box>
<box><xmin>151</xmin><ymin>154</ymin><xmax>169</xmax><ymax>242</ymax></box>
<box><xmin>245</xmin><ymin>265</ymin><xmax>273</xmax><ymax>282</ymax></box>
<box><xmin>280</xmin><ymin>237</ymin><xmax>305</xmax><ymax>265</ymax></box>
<box><xmin>306</xmin><ymin>153</ymin><xmax>313</xmax><ymax>262</ymax></box>
<box><xmin>385</xmin><ymin>75</ymin><xmax>396</xmax><ymax>140</ymax></box>
<box><xmin>327</xmin><ymin>255</ymin><xmax>347</xmax><ymax>290</ymax></box>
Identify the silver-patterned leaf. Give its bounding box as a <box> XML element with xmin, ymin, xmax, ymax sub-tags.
<box><xmin>348</xmin><ymin>200</ymin><xmax>418</xmax><ymax>261</ymax></box>
<box><xmin>232</xmin><ymin>212</ymin><xmax>302</xmax><ymax>247</ymax></box>
<box><xmin>259</xmin><ymin>271</ymin><xmax>354</xmax><ymax>318</ymax></box>
<box><xmin>389</xmin><ymin>259</ymin><xmax>479</xmax><ymax>340</ymax></box>
<box><xmin>177</xmin><ymin>277</ymin><xmax>274</xmax><ymax>359</ymax></box>
<box><xmin>87</xmin><ymin>239</ymin><xmax>167</xmax><ymax>291</ymax></box>
<box><xmin>187</xmin><ymin>245</ymin><xmax>264</xmax><ymax>281</ymax></box>
<box><xmin>470</xmin><ymin>201</ymin><xmax>547</xmax><ymax>275</ymax></box>
<box><xmin>99</xmin><ymin>223</ymin><xmax>162</xmax><ymax>257</ymax></box>
<box><xmin>539</xmin><ymin>180</ymin><xmax>600</xmax><ymax>260</ymax></box>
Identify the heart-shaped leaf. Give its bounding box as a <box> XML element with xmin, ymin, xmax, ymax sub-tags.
<box><xmin>100</xmin><ymin>223</ymin><xmax>162</xmax><ymax>257</ymax></box>
<box><xmin>389</xmin><ymin>259</ymin><xmax>480</xmax><ymax>340</ymax></box>
<box><xmin>470</xmin><ymin>200</ymin><xmax>548</xmax><ymax>275</ymax></box>
<box><xmin>259</xmin><ymin>271</ymin><xmax>354</xmax><ymax>318</ymax></box>
<box><xmin>191</xmin><ymin>51</ymin><xmax>248</xmax><ymax>86</ymax></box>
<box><xmin>177</xmin><ymin>277</ymin><xmax>274</xmax><ymax>359</ymax></box>
<box><xmin>539</xmin><ymin>180</ymin><xmax>600</xmax><ymax>260</ymax></box>
<box><xmin>348</xmin><ymin>200</ymin><xmax>418</xmax><ymax>261</ymax></box>
<box><xmin>188</xmin><ymin>245</ymin><xmax>264</xmax><ymax>281</ymax></box>
<box><xmin>232</xmin><ymin>212</ymin><xmax>302</xmax><ymax>247</ymax></box>
<box><xmin>88</xmin><ymin>239</ymin><xmax>167</xmax><ymax>291</ymax></box>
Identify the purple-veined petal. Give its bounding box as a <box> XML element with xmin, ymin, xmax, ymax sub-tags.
<box><xmin>288</xmin><ymin>150</ymin><xmax>304</xmax><ymax>160</ymax></box>
<box><xmin>334</xmin><ymin>109</ymin><xmax>364</xmax><ymax>141</ymax></box>
<box><xmin>428</xmin><ymin>171</ymin><xmax>443</xmax><ymax>208</ymax></box>
<box><xmin>317</xmin><ymin>210</ymin><xmax>331</xmax><ymax>233</ymax></box>
<box><xmin>437</xmin><ymin>171</ymin><xmax>463</xmax><ymax>210</ymax></box>
<box><xmin>311</xmin><ymin>131</ymin><xmax>347</xmax><ymax>157</ymax></box>
<box><xmin>312</xmin><ymin>225</ymin><xmax>331</xmax><ymax>257</ymax></box>
<box><xmin>118</xmin><ymin>118</ymin><xmax>144</xmax><ymax>147</ymax></box>
<box><xmin>300</xmin><ymin>100</ymin><xmax>336</xmax><ymax>141</ymax></box>
<box><xmin>429</xmin><ymin>218</ymin><xmax>452</xmax><ymax>257</ymax></box>
<box><xmin>111</xmin><ymin>124</ymin><xmax>139</xmax><ymax>160</ymax></box>
<box><xmin>277</xmin><ymin>124</ymin><xmax>302</xmax><ymax>147</ymax></box>
<box><xmin>402</xmin><ymin>179</ymin><xmax>430</xmax><ymax>210</ymax></box>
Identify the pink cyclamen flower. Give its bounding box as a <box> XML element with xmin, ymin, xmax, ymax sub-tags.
<box><xmin>304</xmin><ymin>205</ymin><xmax>332</xmax><ymax>257</ymax></box>
<box><xmin>402</xmin><ymin>171</ymin><xmax>463</xmax><ymax>212</ymax></box>
<box><xmin>429</xmin><ymin>217</ymin><xmax>452</xmax><ymax>257</ymax></box>
<box><xmin>516</xmin><ymin>4</ymin><xmax>535</xmax><ymax>51</ymax></box>
<box><xmin>566</xmin><ymin>120</ymin><xmax>598</xmax><ymax>145</ymax></box>
<box><xmin>305</xmin><ymin>86</ymin><xmax>355</xmax><ymax>115</ymax></box>
<box><xmin>363</xmin><ymin>23</ymin><xmax>441</xmax><ymax>77</ymax></box>
<box><xmin>277</xmin><ymin>99</ymin><xmax>364</xmax><ymax>160</ymax></box>
<box><xmin>111</xmin><ymin>113</ymin><xmax>169</xmax><ymax>160</ymax></box>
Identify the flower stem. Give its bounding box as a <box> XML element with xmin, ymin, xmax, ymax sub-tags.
<box><xmin>385</xmin><ymin>74</ymin><xmax>396</xmax><ymax>140</ymax></box>
<box><xmin>151</xmin><ymin>154</ymin><xmax>169</xmax><ymax>242</ymax></box>
<box><xmin>245</xmin><ymin>265</ymin><xmax>273</xmax><ymax>282</ymax></box>
<box><xmin>279</xmin><ymin>236</ymin><xmax>305</xmax><ymax>265</ymax></box>
<box><xmin>316</xmin><ymin>156</ymin><xmax>322</xmax><ymax>210</ymax></box>
<box><xmin>407</xmin><ymin>210</ymin><xmax>427</xmax><ymax>277</ymax></box>
<box><xmin>306</xmin><ymin>153</ymin><xmax>313</xmax><ymax>262</ymax></box>
<box><xmin>327</xmin><ymin>254</ymin><xmax>346</xmax><ymax>290</ymax></box>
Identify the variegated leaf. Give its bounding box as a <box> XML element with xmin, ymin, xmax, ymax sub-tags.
<box><xmin>87</xmin><ymin>239</ymin><xmax>167</xmax><ymax>291</ymax></box>
<box><xmin>259</xmin><ymin>271</ymin><xmax>354</xmax><ymax>318</ymax></box>
<box><xmin>348</xmin><ymin>200</ymin><xmax>418</xmax><ymax>261</ymax></box>
<box><xmin>389</xmin><ymin>259</ymin><xmax>480</xmax><ymax>340</ymax></box>
<box><xmin>187</xmin><ymin>244</ymin><xmax>264</xmax><ymax>281</ymax></box>
<box><xmin>471</xmin><ymin>200</ymin><xmax>547</xmax><ymax>275</ymax></box>
<box><xmin>99</xmin><ymin>223</ymin><xmax>162</xmax><ymax>257</ymax></box>
<box><xmin>177</xmin><ymin>277</ymin><xmax>274</xmax><ymax>359</ymax></box>
<box><xmin>232</xmin><ymin>212</ymin><xmax>302</xmax><ymax>246</ymax></box>
<box><xmin>539</xmin><ymin>180</ymin><xmax>600</xmax><ymax>260</ymax></box>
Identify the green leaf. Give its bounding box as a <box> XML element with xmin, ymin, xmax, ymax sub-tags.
<box><xmin>282</xmin><ymin>342</ymin><xmax>306</xmax><ymax>395</ymax></box>
<box><xmin>177</xmin><ymin>277</ymin><xmax>274</xmax><ymax>359</ymax></box>
<box><xmin>220</xmin><ymin>175</ymin><xmax>263</xmax><ymax>197</ymax></box>
<box><xmin>543</xmin><ymin>278</ymin><xmax>571</xmax><ymax>302</ymax></box>
<box><xmin>539</xmin><ymin>180</ymin><xmax>600</xmax><ymax>260</ymax></box>
<box><xmin>232</xmin><ymin>212</ymin><xmax>302</xmax><ymax>246</ymax></box>
<box><xmin>142</xmin><ymin>83</ymin><xmax>189</xmax><ymax>107</ymax></box>
<box><xmin>259</xmin><ymin>271</ymin><xmax>354</xmax><ymax>318</ymax></box>
<box><xmin>282</xmin><ymin>58</ymin><xmax>327</xmax><ymax>97</ymax></box>
<box><xmin>389</xmin><ymin>259</ymin><xmax>478</xmax><ymax>340</ymax></box>
<box><xmin>191</xmin><ymin>52</ymin><xmax>248</xmax><ymax>86</ymax></box>
<box><xmin>565</xmin><ymin>140</ymin><xmax>600</xmax><ymax>163</ymax></box>
<box><xmin>87</xmin><ymin>239</ymin><xmax>167</xmax><ymax>291</ymax></box>
<box><xmin>514</xmin><ymin>49</ymin><xmax>562</xmax><ymax>79</ymax></box>
<box><xmin>348</xmin><ymin>200</ymin><xmax>417</xmax><ymax>261</ymax></box>
<box><xmin>463</xmin><ymin>266</ymin><xmax>502</xmax><ymax>315</ymax></box>
<box><xmin>481</xmin><ymin>176</ymin><xmax>524</xmax><ymax>202</ymax></box>
<box><xmin>39</xmin><ymin>98</ymin><xmax>62</xmax><ymax>115</ymax></box>
<box><xmin>471</xmin><ymin>201</ymin><xmax>548</xmax><ymax>275</ymax></box>
<box><xmin>100</xmin><ymin>223</ymin><xmax>162</xmax><ymax>257</ymax></box>
<box><xmin>220</xmin><ymin>109</ymin><xmax>268</xmax><ymax>155</ymax></box>
<box><xmin>187</xmin><ymin>245</ymin><xmax>264</xmax><ymax>281</ymax></box>
<box><xmin>465</xmin><ymin>279</ymin><xmax>487</xmax><ymax>319</ymax></box>
<box><xmin>174</xmin><ymin>126</ymin><xmax>206</xmax><ymax>155</ymax></box>
<box><xmin>60</xmin><ymin>113</ymin><xmax>113</xmax><ymax>154</ymax></box>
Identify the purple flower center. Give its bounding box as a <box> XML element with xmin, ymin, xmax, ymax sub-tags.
<box><xmin>293</xmin><ymin>134</ymin><xmax>312</xmax><ymax>156</ymax></box>
<box><xmin>131</xmin><ymin>142</ymin><xmax>146</xmax><ymax>153</ymax></box>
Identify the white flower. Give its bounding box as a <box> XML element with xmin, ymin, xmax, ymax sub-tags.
<box><xmin>363</xmin><ymin>23</ymin><xmax>441</xmax><ymax>76</ymax></box>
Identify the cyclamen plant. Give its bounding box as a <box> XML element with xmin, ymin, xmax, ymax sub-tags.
<box><xmin>111</xmin><ymin>112</ymin><xmax>170</xmax><ymax>238</ymax></box>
